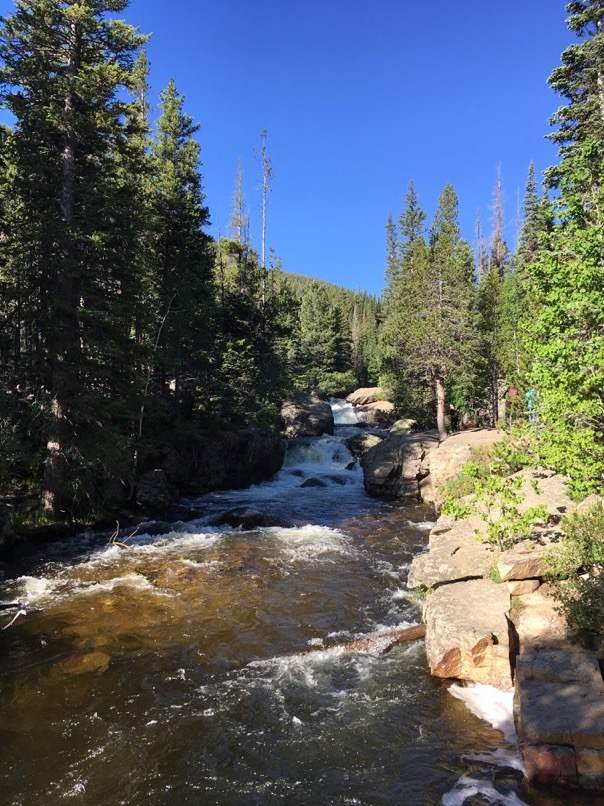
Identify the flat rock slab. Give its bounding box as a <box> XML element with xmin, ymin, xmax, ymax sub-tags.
<box><xmin>426</xmin><ymin>428</ymin><xmax>502</xmax><ymax>503</ymax></box>
<box><xmin>498</xmin><ymin>540</ymin><xmax>551</xmax><ymax>581</ymax></box>
<box><xmin>516</xmin><ymin>650</ymin><xmax>604</xmax><ymax>691</ymax></box>
<box><xmin>514</xmin><ymin>587</ymin><xmax>568</xmax><ymax>649</ymax></box>
<box><xmin>407</xmin><ymin>516</ymin><xmax>495</xmax><ymax>589</ymax></box>
<box><xmin>514</xmin><ymin>469</ymin><xmax>573</xmax><ymax>519</ymax></box>
<box><xmin>424</xmin><ymin>578</ymin><xmax>512</xmax><ymax>689</ymax></box>
<box><xmin>516</xmin><ymin>680</ymin><xmax>604</xmax><ymax>749</ymax></box>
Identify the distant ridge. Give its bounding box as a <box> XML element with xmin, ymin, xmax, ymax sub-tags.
<box><xmin>282</xmin><ymin>270</ymin><xmax>377</xmax><ymax>299</ymax></box>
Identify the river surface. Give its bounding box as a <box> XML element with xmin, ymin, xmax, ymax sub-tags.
<box><xmin>0</xmin><ymin>406</ymin><xmax>591</xmax><ymax>805</ymax></box>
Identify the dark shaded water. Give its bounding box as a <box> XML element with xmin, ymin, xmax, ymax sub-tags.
<box><xmin>0</xmin><ymin>417</ymin><xmax>592</xmax><ymax>804</ymax></box>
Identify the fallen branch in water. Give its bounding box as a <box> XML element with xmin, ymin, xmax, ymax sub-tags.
<box><xmin>108</xmin><ymin>521</ymin><xmax>139</xmax><ymax>550</ymax></box>
<box><xmin>332</xmin><ymin>624</ymin><xmax>426</xmax><ymax>654</ymax></box>
<box><xmin>0</xmin><ymin>600</ymin><xmax>43</xmax><ymax>631</ymax></box>
<box><xmin>271</xmin><ymin>624</ymin><xmax>426</xmax><ymax>663</ymax></box>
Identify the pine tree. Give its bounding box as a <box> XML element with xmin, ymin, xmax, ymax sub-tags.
<box><xmin>229</xmin><ymin>157</ymin><xmax>250</xmax><ymax>247</ymax></box>
<box><xmin>424</xmin><ymin>185</ymin><xmax>479</xmax><ymax>438</ymax></box>
<box><xmin>0</xmin><ymin>0</ymin><xmax>148</xmax><ymax>515</ymax></box>
<box><xmin>499</xmin><ymin>164</ymin><xmax>551</xmax><ymax>392</ymax></box>
<box><xmin>380</xmin><ymin>183</ymin><xmax>478</xmax><ymax>436</ymax></box>
<box><xmin>522</xmin><ymin>0</ymin><xmax>604</xmax><ymax>495</ymax></box>
<box><xmin>254</xmin><ymin>129</ymin><xmax>273</xmax><ymax>269</ymax></box>
<box><xmin>148</xmin><ymin>78</ymin><xmax>214</xmax><ymax>422</ymax></box>
<box><xmin>380</xmin><ymin>181</ymin><xmax>431</xmax><ymax>418</ymax></box>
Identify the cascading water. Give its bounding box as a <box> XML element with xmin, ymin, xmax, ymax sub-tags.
<box><xmin>0</xmin><ymin>407</ymin><xmax>569</xmax><ymax>805</ymax></box>
<box><xmin>329</xmin><ymin>396</ymin><xmax>367</xmax><ymax>425</ymax></box>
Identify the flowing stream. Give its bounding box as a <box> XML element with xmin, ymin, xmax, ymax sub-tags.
<box><xmin>0</xmin><ymin>403</ymin><xmax>577</xmax><ymax>805</ymax></box>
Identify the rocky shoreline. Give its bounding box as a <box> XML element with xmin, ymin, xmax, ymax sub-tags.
<box><xmin>402</xmin><ymin>429</ymin><xmax>604</xmax><ymax>793</ymax></box>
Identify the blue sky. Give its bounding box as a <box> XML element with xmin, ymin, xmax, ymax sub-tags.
<box><xmin>2</xmin><ymin>1</ymin><xmax>573</xmax><ymax>296</ymax></box>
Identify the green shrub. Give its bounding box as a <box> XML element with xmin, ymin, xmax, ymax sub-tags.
<box><xmin>546</xmin><ymin>504</ymin><xmax>604</xmax><ymax>647</ymax></box>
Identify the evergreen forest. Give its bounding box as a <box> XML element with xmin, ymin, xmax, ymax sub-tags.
<box><xmin>0</xmin><ymin>0</ymin><xmax>603</xmax><ymax>525</ymax></box>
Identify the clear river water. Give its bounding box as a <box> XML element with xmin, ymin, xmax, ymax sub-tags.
<box><xmin>0</xmin><ymin>403</ymin><xmax>593</xmax><ymax>805</ymax></box>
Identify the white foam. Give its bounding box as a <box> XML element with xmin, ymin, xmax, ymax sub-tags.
<box><xmin>442</xmin><ymin>775</ymin><xmax>528</xmax><ymax>806</ymax></box>
<box><xmin>449</xmin><ymin>683</ymin><xmax>517</xmax><ymax>744</ymax></box>
<box><xmin>410</xmin><ymin>520</ymin><xmax>436</xmax><ymax>530</ymax></box>
<box><xmin>329</xmin><ymin>397</ymin><xmax>364</xmax><ymax>425</ymax></box>
<box><xmin>15</xmin><ymin>575</ymin><xmax>52</xmax><ymax>603</ymax></box>
<box><xmin>268</xmin><ymin>524</ymin><xmax>355</xmax><ymax>563</ymax></box>
<box><xmin>464</xmin><ymin>747</ymin><xmax>525</xmax><ymax>773</ymax></box>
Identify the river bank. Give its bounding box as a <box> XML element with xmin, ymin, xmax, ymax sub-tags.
<box><xmin>0</xmin><ymin>410</ymin><xmax>553</xmax><ymax>805</ymax></box>
<box><xmin>410</xmin><ymin>430</ymin><xmax>604</xmax><ymax>797</ymax></box>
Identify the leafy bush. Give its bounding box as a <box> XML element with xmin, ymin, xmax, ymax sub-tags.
<box><xmin>546</xmin><ymin>504</ymin><xmax>604</xmax><ymax>648</ymax></box>
<box><xmin>472</xmin><ymin>474</ymin><xmax>548</xmax><ymax>551</ymax></box>
<box><xmin>440</xmin><ymin>446</ymin><xmax>548</xmax><ymax>550</ymax></box>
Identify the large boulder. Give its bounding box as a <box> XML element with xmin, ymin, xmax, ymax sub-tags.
<box><xmin>346</xmin><ymin>387</ymin><xmax>386</xmax><ymax>406</ymax></box>
<box><xmin>361</xmin><ymin>431</ymin><xmax>439</xmax><ymax>499</ymax></box>
<box><xmin>210</xmin><ymin>507</ymin><xmax>266</xmax><ymax>530</ymax></box>
<box><xmin>280</xmin><ymin>397</ymin><xmax>334</xmax><ymax>438</ymax></box>
<box><xmin>423</xmin><ymin>578</ymin><xmax>513</xmax><ymax>689</ymax></box>
<box><xmin>136</xmin><ymin>469</ymin><xmax>176</xmax><ymax>510</ymax></box>
<box><xmin>407</xmin><ymin>514</ymin><xmax>495</xmax><ymax>589</ymax></box>
<box><xmin>389</xmin><ymin>418</ymin><xmax>417</xmax><ymax>435</ymax></box>
<box><xmin>515</xmin><ymin>649</ymin><xmax>604</xmax><ymax>790</ymax></box>
<box><xmin>0</xmin><ymin>505</ymin><xmax>16</xmax><ymax>549</ymax></box>
<box><xmin>150</xmin><ymin>428</ymin><xmax>285</xmax><ymax>495</ymax></box>
<box><xmin>345</xmin><ymin>432</ymin><xmax>383</xmax><ymax>459</ymax></box>
<box><xmin>355</xmin><ymin>400</ymin><xmax>395</xmax><ymax>425</ymax></box>
<box><xmin>426</xmin><ymin>428</ymin><xmax>502</xmax><ymax>504</ymax></box>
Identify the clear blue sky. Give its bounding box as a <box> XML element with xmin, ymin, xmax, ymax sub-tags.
<box><xmin>1</xmin><ymin>1</ymin><xmax>573</xmax><ymax>296</ymax></box>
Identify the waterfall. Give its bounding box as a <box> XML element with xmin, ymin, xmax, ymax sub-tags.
<box><xmin>328</xmin><ymin>397</ymin><xmax>366</xmax><ymax>425</ymax></box>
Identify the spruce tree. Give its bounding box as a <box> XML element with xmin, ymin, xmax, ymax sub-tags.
<box><xmin>380</xmin><ymin>183</ymin><xmax>478</xmax><ymax>436</ymax></box>
<box><xmin>380</xmin><ymin>181</ymin><xmax>431</xmax><ymax>420</ymax></box>
<box><xmin>148</xmin><ymin>78</ymin><xmax>214</xmax><ymax>423</ymax></box>
<box><xmin>0</xmin><ymin>0</ymin><xmax>147</xmax><ymax>515</ymax></box>
<box><xmin>424</xmin><ymin>185</ymin><xmax>479</xmax><ymax>439</ymax></box>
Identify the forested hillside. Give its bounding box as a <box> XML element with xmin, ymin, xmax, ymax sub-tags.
<box><xmin>0</xmin><ymin>0</ymin><xmax>603</xmax><ymax>523</ymax></box>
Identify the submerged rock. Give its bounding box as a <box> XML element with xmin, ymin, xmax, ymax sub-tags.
<box><xmin>300</xmin><ymin>477</ymin><xmax>328</xmax><ymax>488</ymax></box>
<box><xmin>211</xmin><ymin>507</ymin><xmax>266</xmax><ymax>530</ymax></box>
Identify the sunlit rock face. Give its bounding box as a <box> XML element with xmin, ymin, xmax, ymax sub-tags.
<box><xmin>281</xmin><ymin>398</ymin><xmax>334</xmax><ymax>438</ymax></box>
<box><xmin>345</xmin><ymin>387</ymin><xmax>385</xmax><ymax>406</ymax></box>
<box><xmin>515</xmin><ymin>649</ymin><xmax>604</xmax><ymax>790</ymax></box>
<box><xmin>423</xmin><ymin>578</ymin><xmax>513</xmax><ymax>690</ymax></box>
<box><xmin>361</xmin><ymin>431</ymin><xmax>438</xmax><ymax>500</ymax></box>
<box><xmin>345</xmin><ymin>433</ymin><xmax>383</xmax><ymax>459</ymax></box>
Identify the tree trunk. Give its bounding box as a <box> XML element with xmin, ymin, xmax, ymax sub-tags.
<box><xmin>436</xmin><ymin>374</ymin><xmax>447</xmax><ymax>442</ymax></box>
<box><xmin>42</xmin><ymin>23</ymin><xmax>80</xmax><ymax>515</ymax></box>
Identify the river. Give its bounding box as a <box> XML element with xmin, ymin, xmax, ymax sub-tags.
<box><xmin>0</xmin><ymin>403</ymin><xmax>584</xmax><ymax>804</ymax></box>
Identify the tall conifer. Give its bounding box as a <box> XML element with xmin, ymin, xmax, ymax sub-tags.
<box><xmin>0</xmin><ymin>0</ymin><xmax>147</xmax><ymax>514</ymax></box>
